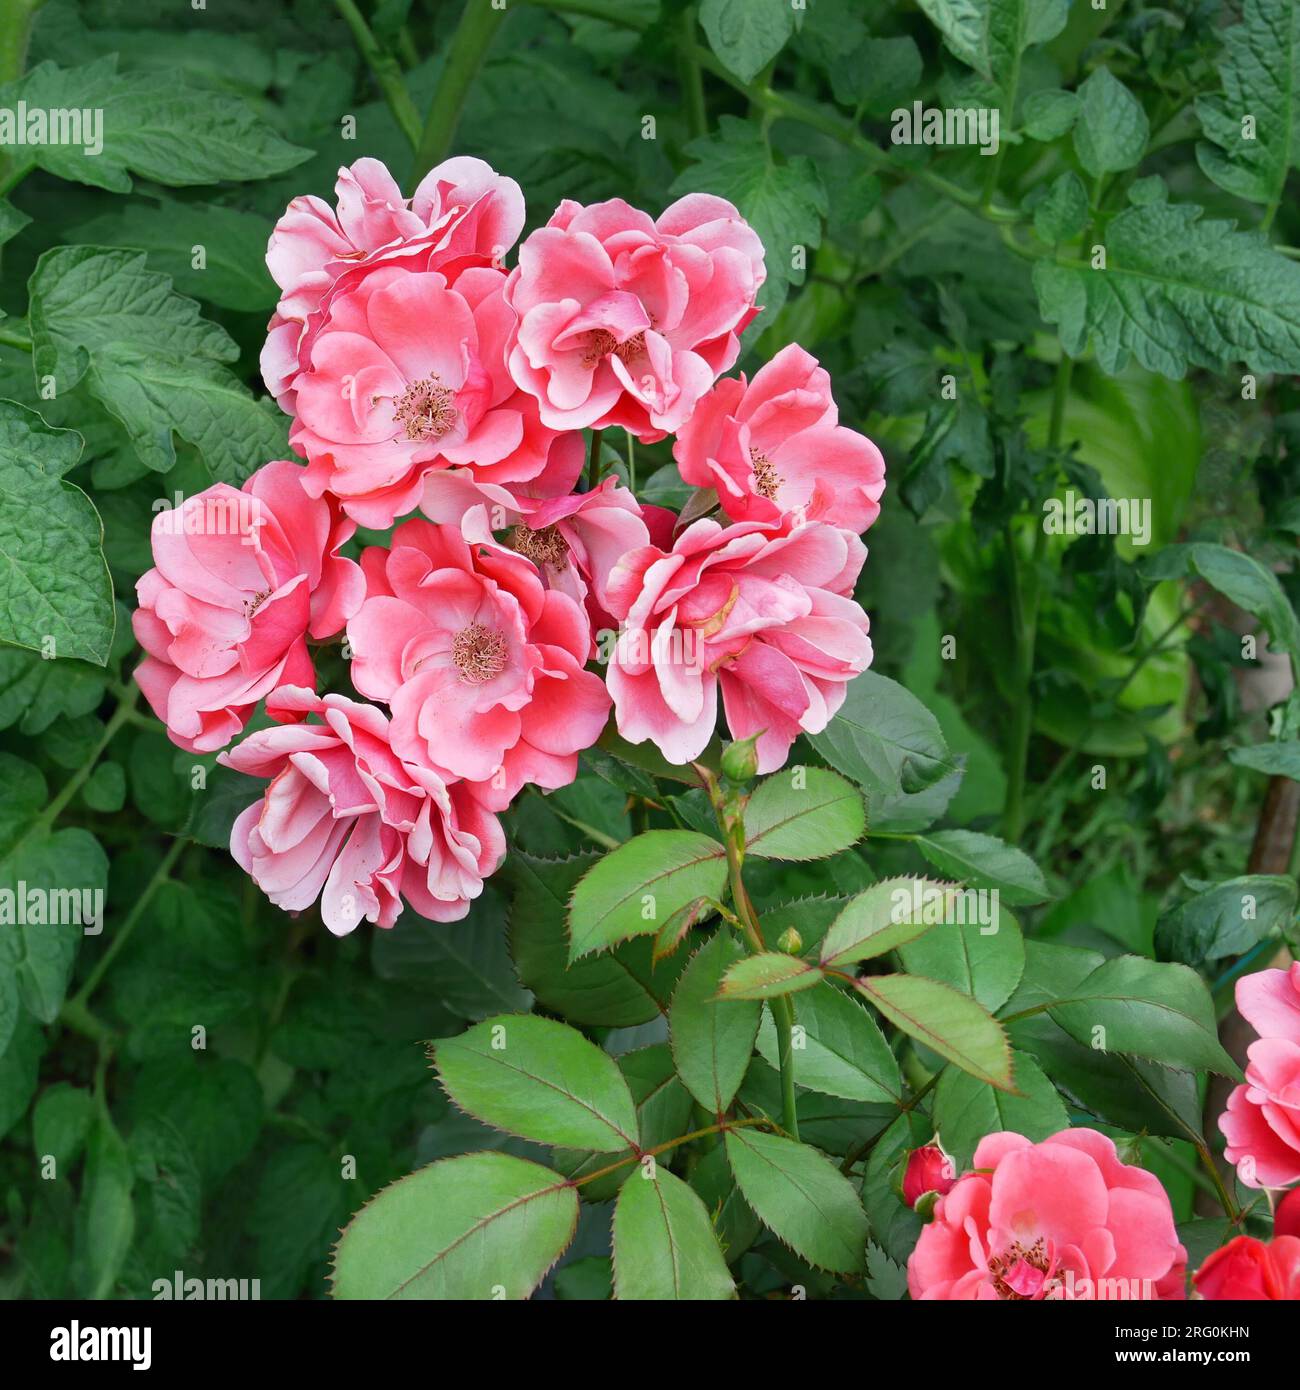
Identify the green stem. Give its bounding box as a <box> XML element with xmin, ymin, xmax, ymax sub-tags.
<box><xmin>0</xmin><ymin>324</ymin><xmax>32</xmax><ymax>351</ymax></box>
<box><xmin>70</xmin><ymin>837</ymin><xmax>186</xmax><ymax>1010</ymax></box>
<box><xmin>572</xmin><ymin>1115</ymin><xmax>770</xmax><ymax>1189</ymax></box>
<box><xmin>0</xmin><ymin>0</ymin><xmax>43</xmax><ymax>85</ymax></box>
<box><xmin>334</xmin><ymin>0</ymin><xmax>423</xmax><ymax>152</ymax></box>
<box><xmin>1196</xmin><ymin>1139</ymin><xmax>1242</xmax><ymax>1223</ymax></box>
<box><xmin>677</xmin><ymin>7</ymin><xmax>708</xmax><ymax>140</ymax></box>
<box><xmin>413</xmin><ymin>0</ymin><xmax>506</xmax><ymax>181</ymax></box>
<box><xmin>587</xmin><ymin>428</ymin><xmax>604</xmax><ymax>487</ymax></box>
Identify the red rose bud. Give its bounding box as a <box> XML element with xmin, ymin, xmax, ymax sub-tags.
<box><xmin>1276</xmin><ymin>1186</ymin><xmax>1300</xmax><ymax>1242</ymax></box>
<box><xmin>1193</xmin><ymin>1234</ymin><xmax>1300</xmax><ymax>1300</ymax></box>
<box><xmin>903</xmin><ymin>1145</ymin><xmax>957</xmax><ymax>1209</ymax></box>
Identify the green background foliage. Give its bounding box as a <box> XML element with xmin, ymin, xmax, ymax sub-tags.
<box><xmin>0</xmin><ymin>0</ymin><xmax>1298</xmax><ymax>1301</ymax></box>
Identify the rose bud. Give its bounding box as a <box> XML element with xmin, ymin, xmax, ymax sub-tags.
<box><xmin>902</xmin><ymin>1144</ymin><xmax>957</xmax><ymax>1210</ymax></box>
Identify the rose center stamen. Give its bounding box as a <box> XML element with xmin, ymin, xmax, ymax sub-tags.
<box><xmin>394</xmin><ymin>374</ymin><xmax>457</xmax><ymax>442</ymax></box>
<box><xmin>749</xmin><ymin>448</ymin><xmax>783</xmax><ymax>500</ymax></box>
<box><xmin>243</xmin><ymin>589</ymin><xmax>270</xmax><ymax>615</ymax></box>
<box><xmin>581</xmin><ymin>328</ymin><xmax>647</xmax><ymax>368</ymax></box>
<box><xmin>509</xmin><ymin>523</ymin><xmax>570</xmax><ymax>571</ymax></box>
<box><xmin>451</xmin><ymin>622</ymin><xmax>507</xmax><ymax>683</ymax></box>
<box><xmin>987</xmin><ymin>1238</ymin><xmax>1056</xmax><ymax>1300</ymax></box>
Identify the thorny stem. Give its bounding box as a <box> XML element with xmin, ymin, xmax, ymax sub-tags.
<box><xmin>571</xmin><ymin>1116</ymin><xmax>771</xmax><ymax>1189</ymax></box>
<box><xmin>333</xmin><ymin>0</ymin><xmax>423</xmax><ymax>153</ymax></box>
<box><xmin>413</xmin><ymin>0</ymin><xmax>506</xmax><ymax>180</ymax></box>
<box><xmin>839</xmin><ymin>1069</ymin><xmax>940</xmax><ymax>1174</ymax></box>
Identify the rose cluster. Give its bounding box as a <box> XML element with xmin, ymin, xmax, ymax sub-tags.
<box><xmin>132</xmin><ymin>157</ymin><xmax>885</xmax><ymax>932</ymax></box>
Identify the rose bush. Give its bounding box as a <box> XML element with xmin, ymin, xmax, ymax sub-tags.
<box><xmin>2</xmin><ymin>0</ymin><xmax>1299</xmax><ymax>1314</ymax></box>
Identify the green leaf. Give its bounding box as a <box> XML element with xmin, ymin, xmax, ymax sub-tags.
<box><xmin>0</xmin><ymin>199</ymin><xmax>30</xmax><ymax>248</ymax></box>
<box><xmin>897</xmin><ymin>905</ymin><xmax>1025</xmax><ymax>1013</ymax></box>
<box><xmin>1047</xmin><ymin>955</ymin><xmax>1240</xmax><ymax>1076</ymax></box>
<box><xmin>1033</xmin><ymin>171</ymin><xmax>1088</xmax><ymax>243</ymax></box>
<box><xmin>913</xmin><ymin>830</ymin><xmax>1051</xmax><ymax>906</ymax></box>
<box><xmin>1155</xmin><ymin>874</ymin><xmax>1298</xmax><ymax>966</ymax></box>
<box><xmin>1143</xmin><ymin>542</ymin><xmax>1300</xmax><ymax>656</ymax></box>
<box><xmin>551</xmin><ymin>1044</ymin><xmax>694</xmax><ymax>1200</ymax></box>
<box><xmin>1229</xmin><ymin>743</ymin><xmax>1300</xmax><ymax>778</ymax></box>
<box><xmin>0</xmin><ymin>401</ymin><xmax>114</xmax><ymax>664</ymax></box>
<box><xmin>671</xmin><ymin>116</ymin><xmax>826</xmax><ymax>314</ymax></box>
<box><xmin>865</xmin><ymin>1240</ymin><xmax>909</xmax><ymax>1300</ymax></box>
<box><xmin>819</xmin><ymin>877</ymin><xmax>953</xmax><ymax>969</ymax></box>
<box><xmin>510</xmin><ymin>852</ymin><xmax>675</xmax><ymax>1026</ymax></box>
<box><xmin>433</xmin><ymin>1015</ymin><xmax>638</xmax><ymax>1152</ymax></box>
<box><xmin>755</xmin><ymin>985</ymin><xmax>902</xmax><ymax>1103</ymax></box>
<box><xmin>32</xmin><ymin>1082</ymin><xmax>94</xmax><ymax>1171</ymax></box>
<box><xmin>28</xmin><ymin>246</ymin><xmax>287</xmax><ymax>482</ymax></box>
<box><xmin>699</xmin><ymin>0</ymin><xmax>795</xmax><ymax>84</ymax></box>
<box><xmin>743</xmin><ymin>766</ymin><xmax>865</xmax><ymax>861</ymax></box>
<box><xmin>72</xmin><ymin>199</ymin><xmax>278</xmax><ymax>312</ymax></box>
<box><xmin>372</xmin><ymin>888</ymin><xmax>531</xmax><ymax>1020</ymax></box>
<box><xmin>1023</xmin><ymin>88</ymin><xmax>1079</xmax><ymax>140</ymax></box>
<box><xmin>933</xmin><ymin>1049</ymin><xmax>1069</xmax><ymax>1166</ymax></box>
<box><xmin>1073</xmin><ymin>67</ymin><xmax>1149</xmax><ymax>176</ymax></box>
<box><xmin>568</xmin><ymin>830</ymin><xmax>726</xmax><ymax>961</ymax></box>
<box><xmin>0</xmin><ymin>647</ymin><xmax>106</xmax><ymax>734</ymax></box>
<box><xmin>718</xmin><ymin>952</ymin><xmax>824</xmax><ymax>1000</ymax></box>
<box><xmin>917</xmin><ymin>0</ymin><xmax>1068</xmax><ymax>85</ymax></box>
<box><xmin>74</xmin><ymin>1114</ymin><xmax>134</xmax><ymax>1299</ymax></box>
<box><xmin>612</xmin><ymin>1166</ymin><xmax>736</xmax><ymax>1300</ymax></box>
<box><xmin>723</xmin><ymin>1126</ymin><xmax>867</xmax><ymax>1274</ymax></box>
<box><xmin>1034</xmin><ymin>203</ymin><xmax>1300</xmax><ymax>378</ymax></box>
<box><xmin>0</xmin><ymin>56</ymin><xmax>310</xmax><ymax>192</ymax></box>
<box><xmin>0</xmin><ymin>827</ymin><xmax>107</xmax><ymax>1023</ymax></box>
<box><xmin>0</xmin><ymin>1014</ymin><xmax>43</xmax><ymax>1140</ymax></box>
<box><xmin>1196</xmin><ymin>0</ymin><xmax>1300</xmax><ymax>208</ymax></box>
<box><xmin>807</xmin><ymin>671</ymin><xmax>959</xmax><ymax>822</ymax></box>
<box><xmin>331</xmin><ymin>1152</ymin><xmax>579</xmax><ymax>1300</ymax></box>
<box><xmin>670</xmin><ymin>931</ymin><xmax>761</xmax><ymax>1113</ymax></box>
<box><xmin>81</xmin><ymin>761</ymin><xmax>125</xmax><ymax>814</ymax></box>
<box><xmin>854</xmin><ymin>973</ymin><xmax>1014</xmax><ymax>1090</ymax></box>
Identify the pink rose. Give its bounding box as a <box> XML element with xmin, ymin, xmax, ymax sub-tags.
<box><xmin>262</xmin><ymin>156</ymin><xmax>523</xmax><ymax>412</ymax></box>
<box><xmin>289</xmin><ymin>261</ymin><xmax>578</xmax><ymax>527</ymax></box>
<box><xmin>221</xmin><ymin>688</ymin><xmax>504</xmax><ymax>932</ymax></box>
<box><xmin>346</xmin><ymin>516</ymin><xmax>611</xmax><ymax>809</ymax></box>
<box><xmin>673</xmin><ymin>343</ymin><xmax>885</xmax><ymax>533</ymax></box>
<box><xmin>1219</xmin><ymin>963</ymin><xmax>1300</xmax><ymax>1188</ymax></box>
<box><xmin>907</xmin><ymin>1129</ymin><xmax>1187</xmax><ymax>1301</ymax></box>
<box><xmin>1277</xmin><ymin>1185</ymin><xmax>1300</xmax><ymax>1240</ymax></box>
<box><xmin>902</xmin><ymin>1144</ymin><xmax>958</xmax><ymax>1209</ymax></box>
<box><xmin>604</xmin><ymin>516</ymin><xmax>871</xmax><ymax>773</ymax></box>
<box><xmin>132</xmin><ymin>460</ymin><xmax>364</xmax><ymax>753</ymax></box>
<box><xmin>1193</xmin><ymin>1234</ymin><xmax>1300</xmax><ymax>1300</ymax></box>
<box><xmin>421</xmin><ymin>472</ymin><xmax>654</xmax><ymax>618</ymax></box>
<box><xmin>504</xmin><ymin>194</ymin><xmax>765</xmax><ymax>440</ymax></box>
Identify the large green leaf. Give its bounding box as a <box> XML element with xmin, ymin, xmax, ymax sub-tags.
<box><xmin>670</xmin><ymin>931</ymin><xmax>761</xmax><ymax>1113</ymax></box>
<box><xmin>0</xmin><ymin>401</ymin><xmax>114</xmax><ymax>664</ymax></box>
<box><xmin>898</xmin><ymin>906</ymin><xmax>1025</xmax><ymax>1013</ymax></box>
<box><xmin>509</xmin><ymin>852</ymin><xmax>675</xmax><ymax>1026</ymax></box>
<box><xmin>854</xmin><ymin>973</ymin><xmax>1014</xmax><ymax>1090</ymax></box>
<box><xmin>74</xmin><ymin>1114</ymin><xmax>134</xmax><ymax>1299</ymax></box>
<box><xmin>819</xmin><ymin>878</ymin><xmax>950</xmax><ymax>969</ymax></box>
<box><xmin>724</xmin><ymin>1127</ymin><xmax>867</xmax><ymax>1274</ymax></box>
<box><xmin>1034</xmin><ymin>201</ymin><xmax>1300</xmax><ymax>378</ymax></box>
<box><xmin>568</xmin><ymin>830</ymin><xmax>726</xmax><ymax>961</ymax></box>
<box><xmin>755</xmin><ymin>985</ymin><xmax>903</xmax><ymax>1104</ymax></box>
<box><xmin>912</xmin><ymin>830</ymin><xmax>1050</xmax><ymax>906</ymax></box>
<box><xmin>1229</xmin><ymin>743</ymin><xmax>1300</xmax><ymax>779</ymax></box>
<box><xmin>612</xmin><ymin>1166</ymin><xmax>735</xmax><ymax>1300</ymax></box>
<box><xmin>0</xmin><ymin>56</ymin><xmax>310</xmax><ymax>192</ymax></box>
<box><xmin>433</xmin><ymin>1015</ymin><xmax>638</xmax><ymax>1152</ymax></box>
<box><xmin>331</xmin><ymin>1153</ymin><xmax>578</xmax><ymax>1300</ymax></box>
<box><xmin>699</xmin><ymin>0</ymin><xmax>795</xmax><ymax>84</ymax></box>
<box><xmin>917</xmin><ymin>0</ymin><xmax>1067</xmax><ymax>83</ymax></box>
<box><xmin>28</xmin><ymin>247</ymin><xmax>287</xmax><ymax>482</ymax></box>
<box><xmin>933</xmin><ymin>1049</ymin><xmax>1069</xmax><ymax>1166</ymax></box>
<box><xmin>1046</xmin><ymin>955</ymin><xmax>1240</xmax><ymax>1076</ymax></box>
<box><xmin>1196</xmin><ymin>0</ymin><xmax>1300</xmax><ymax>209</ymax></box>
<box><xmin>672</xmin><ymin>116</ymin><xmax>826</xmax><ymax>314</ymax></box>
<box><xmin>1073</xmin><ymin>68</ymin><xmax>1149</xmax><ymax>176</ymax></box>
<box><xmin>743</xmin><ymin>766</ymin><xmax>865</xmax><ymax>861</ymax></box>
<box><xmin>1155</xmin><ymin>874</ymin><xmax>1298</xmax><ymax>966</ymax></box>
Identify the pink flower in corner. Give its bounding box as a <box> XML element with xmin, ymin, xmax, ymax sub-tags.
<box><xmin>289</xmin><ymin>263</ymin><xmax>580</xmax><ymax>528</ymax></box>
<box><xmin>1193</xmin><ymin>1234</ymin><xmax>1300</xmax><ymax>1300</ymax></box>
<box><xmin>221</xmin><ymin>688</ymin><xmax>504</xmax><ymax>932</ymax></box>
<box><xmin>1219</xmin><ymin>962</ymin><xmax>1300</xmax><ymax>1189</ymax></box>
<box><xmin>505</xmin><ymin>195</ymin><xmax>765</xmax><ymax>440</ymax></box>
<box><xmin>604</xmin><ymin>516</ymin><xmax>871</xmax><ymax>773</ymax></box>
<box><xmin>262</xmin><ymin>156</ymin><xmax>524</xmax><ymax>412</ymax></box>
<box><xmin>346</xmin><ymin>517</ymin><xmax>611</xmax><ymax>809</ymax></box>
<box><xmin>908</xmin><ymin>1129</ymin><xmax>1187</xmax><ymax>1301</ymax></box>
<box><xmin>132</xmin><ymin>460</ymin><xmax>364</xmax><ymax>753</ymax></box>
<box><xmin>674</xmin><ymin>343</ymin><xmax>886</xmax><ymax>533</ymax></box>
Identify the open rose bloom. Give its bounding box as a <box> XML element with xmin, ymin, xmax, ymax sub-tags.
<box><xmin>133</xmin><ymin>159</ymin><xmax>883</xmax><ymax>934</ymax></box>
